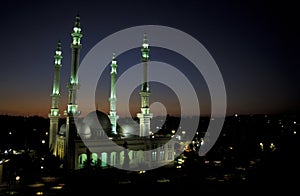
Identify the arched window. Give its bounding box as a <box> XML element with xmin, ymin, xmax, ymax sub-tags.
<box><xmin>120</xmin><ymin>151</ymin><xmax>124</xmax><ymax>166</ymax></box>
<box><xmin>110</xmin><ymin>152</ymin><xmax>117</xmax><ymax>166</ymax></box>
<box><xmin>168</xmin><ymin>151</ymin><xmax>173</xmax><ymax>160</ymax></box>
<box><xmin>151</xmin><ymin>151</ymin><xmax>157</xmax><ymax>161</ymax></box>
<box><xmin>91</xmin><ymin>153</ymin><xmax>98</xmax><ymax>165</ymax></box>
<box><xmin>160</xmin><ymin>150</ymin><xmax>165</xmax><ymax>161</ymax></box>
<box><xmin>78</xmin><ymin>154</ymin><xmax>87</xmax><ymax>169</ymax></box>
<box><xmin>101</xmin><ymin>152</ymin><xmax>107</xmax><ymax>167</ymax></box>
<box><xmin>137</xmin><ymin>150</ymin><xmax>144</xmax><ymax>164</ymax></box>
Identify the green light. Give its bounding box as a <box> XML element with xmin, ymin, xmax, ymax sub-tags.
<box><xmin>51</xmin><ymin>109</ymin><xmax>59</xmax><ymax>116</ymax></box>
<box><xmin>110</xmin><ymin>53</ymin><xmax>118</xmax><ymax>74</ymax></box>
<box><xmin>68</xmin><ymin>105</ymin><xmax>78</xmax><ymax>114</ymax></box>
<box><xmin>52</xmin><ymin>89</ymin><xmax>59</xmax><ymax>95</ymax></box>
<box><xmin>71</xmin><ymin>31</ymin><xmax>83</xmax><ymax>45</ymax></box>
<box><xmin>52</xmin><ymin>87</ymin><xmax>59</xmax><ymax>95</ymax></box>
<box><xmin>142</xmin><ymin>52</ymin><xmax>149</xmax><ymax>59</ymax></box>
<box><xmin>73</xmin><ymin>27</ymin><xmax>81</xmax><ymax>33</ymax></box>
<box><xmin>54</xmin><ymin>46</ymin><xmax>62</xmax><ymax>65</ymax></box>
<box><xmin>71</xmin><ymin>16</ymin><xmax>83</xmax><ymax>45</ymax></box>
<box><xmin>142</xmin><ymin>43</ymin><xmax>149</xmax><ymax>48</ymax></box>
<box><xmin>70</xmin><ymin>78</ymin><xmax>76</xmax><ymax>84</ymax></box>
<box><xmin>72</xmin><ymin>38</ymin><xmax>81</xmax><ymax>45</ymax></box>
<box><xmin>141</xmin><ymin>45</ymin><xmax>149</xmax><ymax>60</ymax></box>
<box><xmin>55</xmin><ymin>59</ymin><xmax>61</xmax><ymax>65</ymax></box>
<box><xmin>111</xmin><ymin>68</ymin><xmax>116</xmax><ymax>74</ymax></box>
<box><xmin>141</xmin><ymin>108</ymin><xmax>150</xmax><ymax>114</ymax></box>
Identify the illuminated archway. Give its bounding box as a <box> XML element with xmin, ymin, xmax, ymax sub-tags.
<box><xmin>78</xmin><ymin>154</ymin><xmax>87</xmax><ymax>169</ymax></box>
<box><xmin>91</xmin><ymin>153</ymin><xmax>98</xmax><ymax>165</ymax></box>
<box><xmin>101</xmin><ymin>152</ymin><xmax>107</xmax><ymax>167</ymax></box>
<box><xmin>120</xmin><ymin>151</ymin><xmax>124</xmax><ymax>166</ymax></box>
<box><xmin>110</xmin><ymin>152</ymin><xmax>117</xmax><ymax>167</ymax></box>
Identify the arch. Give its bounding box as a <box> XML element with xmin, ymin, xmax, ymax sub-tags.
<box><xmin>101</xmin><ymin>152</ymin><xmax>108</xmax><ymax>167</ymax></box>
<box><xmin>91</xmin><ymin>153</ymin><xmax>98</xmax><ymax>165</ymax></box>
<box><xmin>151</xmin><ymin>151</ymin><xmax>157</xmax><ymax>161</ymax></box>
<box><xmin>110</xmin><ymin>152</ymin><xmax>117</xmax><ymax>167</ymax></box>
<box><xmin>120</xmin><ymin>151</ymin><xmax>124</xmax><ymax>166</ymax></box>
<box><xmin>128</xmin><ymin>150</ymin><xmax>134</xmax><ymax>160</ymax></box>
<box><xmin>159</xmin><ymin>150</ymin><xmax>165</xmax><ymax>161</ymax></box>
<box><xmin>137</xmin><ymin>150</ymin><xmax>144</xmax><ymax>164</ymax></box>
<box><xmin>78</xmin><ymin>153</ymin><xmax>87</xmax><ymax>169</ymax></box>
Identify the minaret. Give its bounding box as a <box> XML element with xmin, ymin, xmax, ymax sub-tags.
<box><xmin>109</xmin><ymin>53</ymin><xmax>119</xmax><ymax>135</ymax></box>
<box><xmin>65</xmin><ymin>15</ymin><xmax>82</xmax><ymax>171</ymax></box>
<box><xmin>67</xmin><ymin>14</ymin><xmax>82</xmax><ymax>115</ymax></box>
<box><xmin>49</xmin><ymin>41</ymin><xmax>62</xmax><ymax>155</ymax></box>
<box><xmin>137</xmin><ymin>34</ymin><xmax>153</xmax><ymax>137</ymax></box>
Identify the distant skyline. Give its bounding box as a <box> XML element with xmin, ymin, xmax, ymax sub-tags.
<box><xmin>0</xmin><ymin>0</ymin><xmax>299</xmax><ymax>118</ymax></box>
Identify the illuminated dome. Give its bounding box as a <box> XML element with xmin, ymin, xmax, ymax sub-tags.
<box><xmin>77</xmin><ymin>123</ymin><xmax>92</xmax><ymax>139</ymax></box>
<box><xmin>121</xmin><ymin>124</ymin><xmax>136</xmax><ymax>138</ymax></box>
<box><xmin>58</xmin><ymin>123</ymin><xmax>66</xmax><ymax>136</ymax></box>
<box><xmin>83</xmin><ymin>110</ymin><xmax>112</xmax><ymax>135</ymax></box>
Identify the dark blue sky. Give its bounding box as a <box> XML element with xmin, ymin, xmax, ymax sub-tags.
<box><xmin>0</xmin><ymin>0</ymin><xmax>299</xmax><ymax>117</ymax></box>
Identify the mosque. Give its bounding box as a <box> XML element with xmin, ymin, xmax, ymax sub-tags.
<box><xmin>48</xmin><ymin>15</ymin><xmax>175</xmax><ymax>171</ymax></box>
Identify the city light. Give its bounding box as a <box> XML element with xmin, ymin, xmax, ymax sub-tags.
<box><xmin>259</xmin><ymin>142</ymin><xmax>264</xmax><ymax>150</ymax></box>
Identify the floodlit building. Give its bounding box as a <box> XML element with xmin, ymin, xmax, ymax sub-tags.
<box><xmin>48</xmin><ymin>15</ymin><xmax>175</xmax><ymax>171</ymax></box>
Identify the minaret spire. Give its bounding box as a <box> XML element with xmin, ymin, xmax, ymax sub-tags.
<box><xmin>67</xmin><ymin>14</ymin><xmax>82</xmax><ymax>115</ymax></box>
<box><xmin>64</xmin><ymin>15</ymin><xmax>83</xmax><ymax>171</ymax></box>
<box><xmin>141</xmin><ymin>33</ymin><xmax>150</xmax><ymax>92</ymax></box>
<box><xmin>109</xmin><ymin>52</ymin><xmax>119</xmax><ymax>135</ymax></box>
<box><xmin>137</xmin><ymin>33</ymin><xmax>153</xmax><ymax>137</ymax></box>
<box><xmin>49</xmin><ymin>41</ymin><xmax>63</xmax><ymax>155</ymax></box>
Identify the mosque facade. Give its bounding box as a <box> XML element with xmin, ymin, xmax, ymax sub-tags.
<box><xmin>48</xmin><ymin>15</ymin><xmax>175</xmax><ymax>171</ymax></box>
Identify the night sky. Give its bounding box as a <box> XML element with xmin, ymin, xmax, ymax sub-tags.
<box><xmin>0</xmin><ymin>0</ymin><xmax>299</xmax><ymax>118</ymax></box>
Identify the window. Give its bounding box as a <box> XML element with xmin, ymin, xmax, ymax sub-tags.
<box><xmin>168</xmin><ymin>151</ymin><xmax>173</xmax><ymax>160</ymax></box>
<box><xmin>160</xmin><ymin>150</ymin><xmax>165</xmax><ymax>161</ymax></box>
<box><xmin>151</xmin><ymin>151</ymin><xmax>157</xmax><ymax>161</ymax></box>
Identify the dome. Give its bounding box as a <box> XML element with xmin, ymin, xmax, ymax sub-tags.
<box><xmin>83</xmin><ymin>110</ymin><xmax>112</xmax><ymax>134</ymax></box>
<box><xmin>58</xmin><ymin>123</ymin><xmax>66</xmax><ymax>136</ymax></box>
<box><xmin>121</xmin><ymin>124</ymin><xmax>136</xmax><ymax>138</ymax></box>
<box><xmin>77</xmin><ymin>123</ymin><xmax>92</xmax><ymax>139</ymax></box>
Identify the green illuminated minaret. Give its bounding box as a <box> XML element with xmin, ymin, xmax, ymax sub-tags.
<box><xmin>49</xmin><ymin>41</ymin><xmax>62</xmax><ymax>155</ymax></box>
<box><xmin>137</xmin><ymin>34</ymin><xmax>153</xmax><ymax>137</ymax></box>
<box><xmin>67</xmin><ymin>14</ymin><xmax>82</xmax><ymax>115</ymax></box>
<box><xmin>65</xmin><ymin>14</ymin><xmax>82</xmax><ymax>171</ymax></box>
<box><xmin>109</xmin><ymin>53</ymin><xmax>119</xmax><ymax>135</ymax></box>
